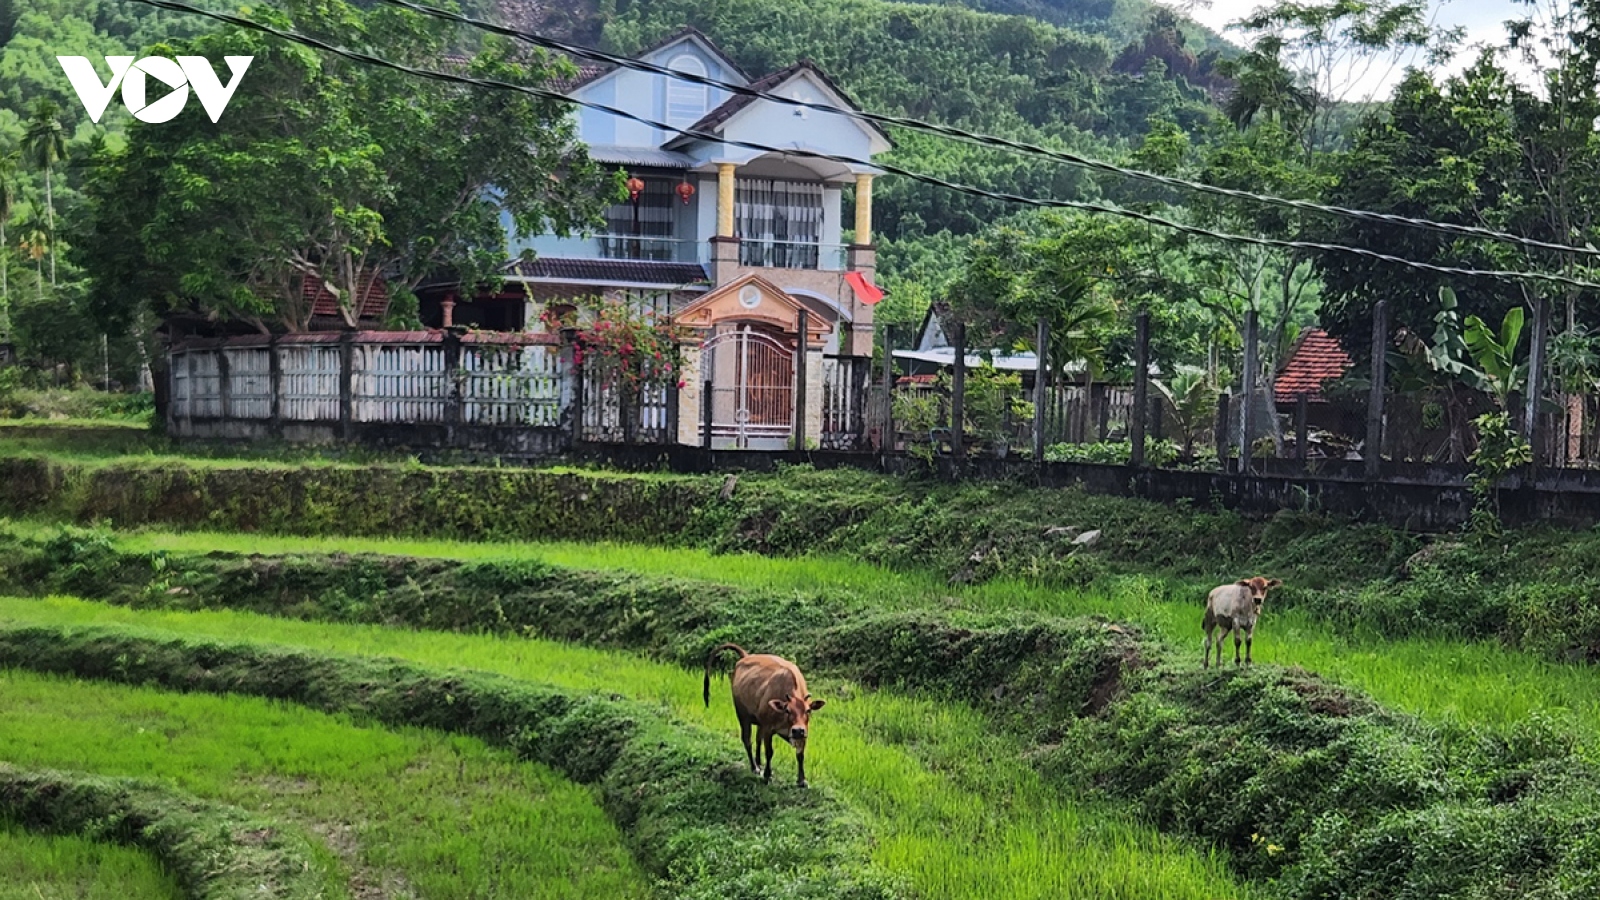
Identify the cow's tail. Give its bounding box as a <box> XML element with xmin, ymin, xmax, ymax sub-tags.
<box><xmin>703</xmin><ymin>643</ymin><xmax>749</xmax><ymax>707</ymax></box>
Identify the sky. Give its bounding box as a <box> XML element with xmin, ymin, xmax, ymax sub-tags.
<box><xmin>1165</xmin><ymin>0</ymin><xmax>1542</xmax><ymax>100</ymax></box>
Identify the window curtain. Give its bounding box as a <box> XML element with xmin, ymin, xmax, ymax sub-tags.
<box><xmin>601</xmin><ymin>177</ymin><xmax>677</xmax><ymax>260</ymax></box>
<box><xmin>736</xmin><ymin>178</ymin><xmax>823</xmax><ymax>268</ymax></box>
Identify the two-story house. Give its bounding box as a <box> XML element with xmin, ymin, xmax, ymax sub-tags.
<box><xmin>422</xmin><ymin>29</ymin><xmax>892</xmax><ymax>449</ymax></box>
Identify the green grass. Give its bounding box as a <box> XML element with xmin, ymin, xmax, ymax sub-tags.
<box><xmin>0</xmin><ymin>657</ymin><xmax>649</xmax><ymax>900</ymax></box>
<box><xmin>0</xmin><ymin>595</ymin><xmax>1250</xmax><ymax>900</ymax></box>
<box><xmin>0</xmin><ymin>824</ymin><xmax>181</xmax><ymax>900</ymax></box>
<box><xmin>102</xmin><ymin>528</ymin><xmax>1600</xmax><ymax>742</ymax></box>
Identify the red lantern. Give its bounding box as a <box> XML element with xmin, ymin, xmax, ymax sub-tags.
<box><xmin>626</xmin><ymin>176</ymin><xmax>646</xmax><ymax>202</ymax></box>
<box><xmin>676</xmin><ymin>180</ymin><xmax>696</xmax><ymax>205</ymax></box>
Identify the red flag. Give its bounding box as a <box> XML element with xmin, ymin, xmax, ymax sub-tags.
<box><xmin>845</xmin><ymin>271</ymin><xmax>885</xmax><ymax>305</ymax></box>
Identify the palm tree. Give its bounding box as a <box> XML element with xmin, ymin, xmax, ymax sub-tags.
<box><xmin>0</xmin><ymin>153</ymin><xmax>15</xmax><ymax>336</ymax></box>
<box><xmin>22</xmin><ymin>99</ymin><xmax>67</xmax><ymax>286</ymax></box>
<box><xmin>17</xmin><ymin>217</ymin><xmax>48</xmax><ymax>301</ymax></box>
<box><xmin>1153</xmin><ymin>370</ymin><xmax>1218</xmax><ymax>462</ymax></box>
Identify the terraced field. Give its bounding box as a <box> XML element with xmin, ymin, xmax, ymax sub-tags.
<box><xmin>0</xmin><ymin>825</ymin><xmax>180</xmax><ymax>900</ymax></box>
<box><xmin>3</xmin><ymin>454</ymin><xmax>1599</xmax><ymax>899</ymax></box>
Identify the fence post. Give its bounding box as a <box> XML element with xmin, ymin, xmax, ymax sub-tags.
<box><xmin>702</xmin><ymin>377</ymin><xmax>714</xmax><ymax>450</ymax></box>
<box><xmin>268</xmin><ymin>335</ymin><xmax>282</xmax><ymax>439</ymax></box>
<box><xmin>338</xmin><ymin>332</ymin><xmax>355</xmax><ymax>442</ymax></box>
<box><xmin>216</xmin><ymin>346</ymin><xmax>231</xmax><ymax>423</ymax></box>
<box><xmin>795</xmin><ymin>308</ymin><xmax>809</xmax><ymax>453</ymax></box>
<box><xmin>1215</xmin><ymin>391</ymin><xmax>1231</xmax><ymax>471</ymax></box>
<box><xmin>1131</xmin><ymin>311</ymin><xmax>1149</xmax><ymax>467</ymax></box>
<box><xmin>882</xmin><ymin>325</ymin><xmax>896</xmax><ymax>454</ymax></box>
<box><xmin>1296</xmin><ymin>394</ymin><xmax>1309</xmax><ymax>466</ymax></box>
<box><xmin>1526</xmin><ymin>294</ymin><xmax>1550</xmax><ymax>480</ymax></box>
<box><xmin>951</xmin><ymin>319</ymin><xmax>966</xmax><ymax>466</ymax></box>
<box><xmin>1240</xmin><ymin>310</ymin><xmax>1259</xmax><ymax>474</ymax></box>
<box><xmin>1097</xmin><ymin>384</ymin><xmax>1111</xmax><ymax>442</ymax></box>
<box><xmin>1033</xmin><ymin>317</ymin><xmax>1048</xmax><ymax>463</ymax></box>
<box><xmin>568</xmin><ymin>332</ymin><xmax>585</xmax><ymax>447</ymax></box>
<box><xmin>443</xmin><ymin>329</ymin><xmax>463</xmax><ymax>434</ymax></box>
<box><xmin>1366</xmin><ymin>300</ymin><xmax>1389</xmax><ymax>479</ymax></box>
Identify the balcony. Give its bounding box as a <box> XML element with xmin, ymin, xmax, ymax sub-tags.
<box><xmin>596</xmin><ymin>234</ymin><xmax>702</xmax><ymax>264</ymax></box>
<box><xmin>738</xmin><ymin>239</ymin><xmax>849</xmax><ymax>271</ymax></box>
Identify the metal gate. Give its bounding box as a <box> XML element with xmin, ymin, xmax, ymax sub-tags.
<box><xmin>703</xmin><ymin>325</ymin><xmax>794</xmax><ymax>449</ymax></box>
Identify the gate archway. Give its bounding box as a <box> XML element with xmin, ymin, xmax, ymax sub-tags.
<box><xmin>702</xmin><ymin>324</ymin><xmax>794</xmax><ymax>449</ymax></box>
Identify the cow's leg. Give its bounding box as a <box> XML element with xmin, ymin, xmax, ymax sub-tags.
<box><xmin>796</xmin><ymin>748</ymin><xmax>807</xmax><ymax>789</ymax></box>
<box><xmin>1202</xmin><ymin>611</ymin><xmax>1215</xmax><ymax>668</ymax></box>
<box><xmin>1244</xmin><ymin>624</ymin><xmax>1255</xmax><ymax>665</ymax></box>
<box><xmin>1233</xmin><ymin>629</ymin><xmax>1243</xmax><ymax>665</ymax></box>
<box><xmin>739</xmin><ymin>715</ymin><xmax>757</xmax><ymax>772</ymax></box>
<box><xmin>760</xmin><ymin>728</ymin><xmax>775</xmax><ymax>782</ymax></box>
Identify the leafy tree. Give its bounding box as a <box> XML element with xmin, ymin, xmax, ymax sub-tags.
<box><xmin>1153</xmin><ymin>369</ymin><xmax>1216</xmax><ymax>460</ymax></box>
<box><xmin>75</xmin><ymin>0</ymin><xmax>618</xmax><ymax>333</ymax></box>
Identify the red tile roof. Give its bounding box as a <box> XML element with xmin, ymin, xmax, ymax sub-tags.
<box><xmin>1275</xmin><ymin>328</ymin><xmax>1352</xmax><ymax>404</ymax></box>
<box><xmin>307</xmin><ymin>273</ymin><xmax>390</xmax><ymax>320</ymax></box>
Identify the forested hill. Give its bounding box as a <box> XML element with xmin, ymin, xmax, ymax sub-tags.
<box><xmin>0</xmin><ymin>0</ymin><xmax>1233</xmax><ymax>317</ymax></box>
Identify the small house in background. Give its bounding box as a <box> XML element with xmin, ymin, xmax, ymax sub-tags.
<box><xmin>892</xmin><ymin>307</ymin><xmax>1044</xmax><ymax>387</ymax></box>
<box><xmin>1274</xmin><ymin>327</ymin><xmax>1360</xmax><ymax>452</ymax></box>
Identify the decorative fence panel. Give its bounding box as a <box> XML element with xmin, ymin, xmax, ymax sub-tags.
<box><xmin>170</xmin><ymin>350</ymin><xmax>222</xmax><ymax>419</ymax></box>
<box><xmin>353</xmin><ymin>343</ymin><xmax>448</xmax><ymax>424</ymax></box>
<box><xmin>223</xmin><ymin>347</ymin><xmax>272</xmax><ymax>420</ymax></box>
<box><xmin>280</xmin><ymin>345</ymin><xmax>342</xmax><ymax>422</ymax></box>
<box><xmin>821</xmin><ymin>356</ymin><xmax>867</xmax><ymax>450</ymax></box>
<box><xmin>463</xmin><ymin>344</ymin><xmax>564</xmax><ymax>427</ymax></box>
<box><xmin>580</xmin><ymin>362</ymin><xmax>671</xmax><ymax>443</ymax></box>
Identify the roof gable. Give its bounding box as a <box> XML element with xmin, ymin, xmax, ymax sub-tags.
<box><xmin>668</xmin><ymin>62</ymin><xmax>893</xmax><ymax>154</ymax></box>
<box><xmin>675</xmin><ymin>273</ymin><xmax>833</xmax><ymax>347</ymax></box>
<box><xmin>569</xmin><ymin>28</ymin><xmax>751</xmax><ymax>99</ymax></box>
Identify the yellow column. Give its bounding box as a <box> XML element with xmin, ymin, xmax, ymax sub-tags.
<box><xmin>717</xmin><ymin>163</ymin><xmax>737</xmax><ymax>238</ymax></box>
<box><xmin>854</xmin><ymin>173</ymin><xmax>874</xmax><ymax>246</ymax></box>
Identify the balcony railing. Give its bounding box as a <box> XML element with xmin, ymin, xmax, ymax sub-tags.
<box><xmin>738</xmin><ymin>239</ymin><xmax>849</xmax><ymax>271</ymax></box>
<box><xmin>597</xmin><ymin>234</ymin><xmax>699</xmax><ymax>262</ymax></box>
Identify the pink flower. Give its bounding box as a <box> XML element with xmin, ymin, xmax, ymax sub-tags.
<box><xmin>676</xmin><ymin>380</ymin><xmax>686</xmax><ymax>389</ymax></box>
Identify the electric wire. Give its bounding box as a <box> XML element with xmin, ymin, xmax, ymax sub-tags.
<box><xmin>370</xmin><ymin>0</ymin><xmax>1600</xmax><ymax>261</ymax></box>
<box><xmin>121</xmin><ymin>0</ymin><xmax>1600</xmax><ymax>293</ymax></box>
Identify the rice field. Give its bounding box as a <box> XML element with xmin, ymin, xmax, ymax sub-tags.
<box><xmin>0</xmin><ymin>595</ymin><xmax>1251</xmax><ymax>900</ymax></box>
<box><xmin>0</xmin><ymin>660</ymin><xmax>650</xmax><ymax>900</ymax></box>
<box><xmin>0</xmin><ymin>824</ymin><xmax>180</xmax><ymax>900</ymax></box>
<box><xmin>106</xmin><ymin>529</ymin><xmax>1600</xmax><ymax>742</ymax></box>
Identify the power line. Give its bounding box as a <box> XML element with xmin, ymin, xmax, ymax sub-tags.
<box><xmin>120</xmin><ymin>0</ymin><xmax>1600</xmax><ymax>294</ymax></box>
<box><xmin>373</xmin><ymin>0</ymin><xmax>1600</xmax><ymax>262</ymax></box>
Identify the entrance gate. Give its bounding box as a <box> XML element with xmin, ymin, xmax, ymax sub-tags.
<box><xmin>702</xmin><ymin>325</ymin><xmax>794</xmax><ymax>449</ymax></box>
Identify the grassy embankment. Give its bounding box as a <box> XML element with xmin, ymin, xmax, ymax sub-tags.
<box><xmin>0</xmin><ymin>825</ymin><xmax>180</xmax><ymax>900</ymax></box>
<box><xmin>0</xmin><ymin>596</ymin><xmax>1248</xmax><ymax>900</ymax></box>
<box><xmin>0</xmin><ymin>664</ymin><xmax>650</xmax><ymax>900</ymax></box>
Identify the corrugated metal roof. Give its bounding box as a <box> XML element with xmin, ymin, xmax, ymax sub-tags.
<box><xmin>586</xmin><ymin>145</ymin><xmax>697</xmax><ymax>168</ymax></box>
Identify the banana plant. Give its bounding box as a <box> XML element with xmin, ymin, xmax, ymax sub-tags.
<box><xmin>1461</xmin><ymin>305</ymin><xmax>1527</xmax><ymax>411</ymax></box>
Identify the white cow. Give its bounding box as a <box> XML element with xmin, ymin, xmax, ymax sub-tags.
<box><xmin>1204</xmin><ymin>576</ymin><xmax>1281</xmax><ymax>668</ymax></box>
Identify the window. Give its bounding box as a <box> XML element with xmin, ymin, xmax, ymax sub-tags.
<box><xmin>600</xmin><ymin>177</ymin><xmax>678</xmax><ymax>261</ymax></box>
<box><xmin>735</xmin><ymin>178</ymin><xmax>824</xmax><ymax>268</ymax></box>
<box><xmin>665</xmin><ymin>55</ymin><xmax>709</xmax><ymax>127</ymax></box>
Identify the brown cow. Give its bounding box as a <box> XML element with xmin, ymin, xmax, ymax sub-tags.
<box><xmin>1204</xmin><ymin>576</ymin><xmax>1281</xmax><ymax>668</ymax></box>
<box><xmin>703</xmin><ymin>643</ymin><xmax>825</xmax><ymax>788</ymax></box>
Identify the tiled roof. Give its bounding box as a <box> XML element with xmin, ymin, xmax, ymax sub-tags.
<box><xmin>1275</xmin><ymin>328</ymin><xmax>1352</xmax><ymax>404</ymax></box>
<box><xmin>503</xmin><ymin>257</ymin><xmax>709</xmax><ymax>286</ymax></box>
<box><xmin>306</xmin><ymin>273</ymin><xmax>390</xmax><ymax>320</ymax></box>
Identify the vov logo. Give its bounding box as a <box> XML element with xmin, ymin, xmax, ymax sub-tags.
<box><xmin>57</xmin><ymin>56</ymin><xmax>253</xmax><ymax>124</ymax></box>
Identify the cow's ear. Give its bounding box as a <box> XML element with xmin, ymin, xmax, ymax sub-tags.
<box><xmin>769</xmin><ymin>698</ymin><xmax>789</xmax><ymax>713</ymax></box>
<box><xmin>1267</xmin><ymin>579</ymin><xmax>1282</xmax><ymax>588</ymax></box>
<box><xmin>808</xmin><ymin>699</ymin><xmax>826</xmax><ymax>711</ymax></box>
<box><xmin>1236</xmin><ymin>580</ymin><xmax>1252</xmax><ymax>587</ymax></box>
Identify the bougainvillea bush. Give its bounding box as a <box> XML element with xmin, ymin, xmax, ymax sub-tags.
<box><xmin>542</xmin><ymin>296</ymin><xmax>696</xmax><ymax>391</ymax></box>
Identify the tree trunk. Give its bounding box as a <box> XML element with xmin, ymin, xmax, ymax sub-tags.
<box><xmin>44</xmin><ymin>167</ymin><xmax>55</xmax><ymax>286</ymax></box>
